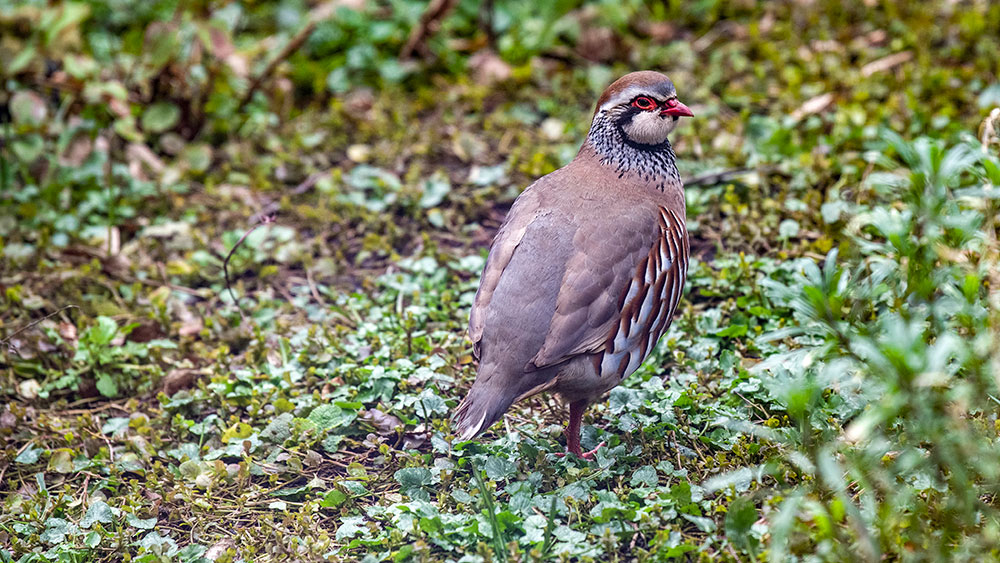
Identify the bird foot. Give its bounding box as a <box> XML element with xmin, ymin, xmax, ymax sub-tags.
<box><xmin>556</xmin><ymin>441</ymin><xmax>606</xmax><ymax>460</ymax></box>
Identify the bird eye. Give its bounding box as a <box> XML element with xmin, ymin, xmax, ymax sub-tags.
<box><xmin>632</xmin><ymin>97</ymin><xmax>656</xmax><ymax>111</ymax></box>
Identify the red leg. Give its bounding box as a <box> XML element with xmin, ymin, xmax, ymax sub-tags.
<box><xmin>560</xmin><ymin>400</ymin><xmax>604</xmax><ymax>459</ymax></box>
<box><xmin>565</xmin><ymin>400</ymin><xmax>585</xmax><ymax>456</ymax></box>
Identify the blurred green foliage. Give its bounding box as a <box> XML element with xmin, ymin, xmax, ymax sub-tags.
<box><xmin>756</xmin><ymin>132</ymin><xmax>1000</xmax><ymax>559</ymax></box>
<box><xmin>2</xmin><ymin>0</ymin><xmax>1000</xmax><ymax>561</ymax></box>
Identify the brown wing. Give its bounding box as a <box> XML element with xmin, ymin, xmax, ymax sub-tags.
<box><xmin>531</xmin><ymin>206</ymin><xmax>688</xmax><ymax>375</ymax></box>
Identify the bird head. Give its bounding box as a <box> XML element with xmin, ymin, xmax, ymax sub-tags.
<box><xmin>591</xmin><ymin>71</ymin><xmax>693</xmax><ymax>149</ymax></box>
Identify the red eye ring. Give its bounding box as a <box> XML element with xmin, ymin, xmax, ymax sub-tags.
<box><xmin>632</xmin><ymin>96</ymin><xmax>656</xmax><ymax>111</ymax></box>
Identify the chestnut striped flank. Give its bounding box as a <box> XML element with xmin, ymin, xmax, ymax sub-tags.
<box><xmin>600</xmin><ymin>207</ymin><xmax>689</xmax><ymax>381</ymax></box>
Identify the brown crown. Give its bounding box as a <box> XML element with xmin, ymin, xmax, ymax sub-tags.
<box><xmin>594</xmin><ymin>71</ymin><xmax>677</xmax><ymax>113</ymax></box>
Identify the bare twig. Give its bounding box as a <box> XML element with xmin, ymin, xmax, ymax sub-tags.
<box><xmin>238</xmin><ymin>22</ymin><xmax>316</xmax><ymax>112</ymax></box>
<box><xmin>0</xmin><ymin>120</ymin><xmax>9</xmax><ymax>194</ymax></box>
<box><xmin>259</xmin><ymin>169</ymin><xmax>330</xmax><ymax>218</ymax></box>
<box><xmin>305</xmin><ymin>267</ymin><xmax>324</xmax><ymax>306</ymax></box>
<box><xmin>480</xmin><ymin>0</ymin><xmax>496</xmax><ymax>50</ymax></box>
<box><xmin>290</xmin><ymin>170</ymin><xmax>328</xmax><ymax>196</ymax></box>
<box><xmin>400</xmin><ymin>0</ymin><xmax>458</xmax><ymax>59</ymax></box>
<box><xmin>78</xmin><ymin>472</ymin><xmax>91</xmax><ymax>509</ymax></box>
<box><xmin>683</xmin><ymin>167</ymin><xmax>753</xmax><ymax>187</ymax></box>
<box><xmin>1</xmin><ymin>305</ymin><xmax>79</xmax><ymax>355</ymax></box>
<box><xmin>223</xmin><ymin>214</ymin><xmax>277</xmax><ymax>322</ymax></box>
<box><xmin>142</xmin><ymin>265</ymin><xmax>207</xmax><ymax>296</ymax></box>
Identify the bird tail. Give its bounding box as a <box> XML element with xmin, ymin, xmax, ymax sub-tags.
<box><xmin>454</xmin><ymin>369</ymin><xmax>560</xmax><ymax>441</ymax></box>
<box><xmin>453</xmin><ymin>379</ymin><xmax>514</xmax><ymax>442</ymax></box>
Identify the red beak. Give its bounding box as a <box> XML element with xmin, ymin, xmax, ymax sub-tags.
<box><xmin>661</xmin><ymin>100</ymin><xmax>694</xmax><ymax>118</ymax></box>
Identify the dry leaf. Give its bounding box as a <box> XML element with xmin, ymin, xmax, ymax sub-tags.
<box><xmin>9</xmin><ymin>90</ymin><xmax>48</xmax><ymax>125</ymax></box>
<box><xmin>0</xmin><ymin>409</ymin><xmax>16</xmax><ymax>430</ymax></box>
<box><xmin>303</xmin><ymin>449</ymin><xmax>323</xmax><ymax>468</ymax></box>
<box><xmin>360</xmin><ymin>408</ymin><xmax>404</xmax><ymax>435</ymax></box>
<box><xmin>576</xmin><ymin>27</ymin><xmax>616</xmax><ymax>62</ymax></box>
<box><xmin>790</xmin><ymin>93</ymin><xmax>834</xmax><ymax>121</ymax></box>
<box><xmin>468</xmin><ymin>50</ymin><xmax>512</xmax><ymax>86</ymax></box>
<box><xmin>860</xmin><ymin>51</ymin><xmax>912</xmax><ymax>77</ymax></box>
<box><xmin>205</xmin><ymin>538</ymin><xmax>236</xmax><ymax>561</ymax></box>
<box><xmin>178</xmin><ymin>317</ymin><xmax>203</xmax><ymax>337</ymax></box>
<box><xmin>344</xmin><ymin>88</ymin><xmax>375</xmax><ymax>114</ymax></box>
<box><xmin>635</xmin><ymin>20</ymin><xmax>676</xmax><ymax>42</ymax></box>
<box><xmin>162</xmin><ymin>369</ymin><xmax>200</xmax><ymax>395</ymax></box>
<box><xmin>208</xmin><ymin>27</ymin><xmax>234</xmax><ymax>60</ymax></box>
<box><xmin>359</xmin><ymin>409</ymin><xmax>428</xmax><ymax>450</ymax></box>
<box><xmin>127</xmin><ymin>142</ymin><xmax>165</xmax><ymax>181</ymax></box>
<box><xmin>18</xmin><ymin>379</ymin><xmax>40</xmax><ymax>400</ymax></box>
<box><xmin>127</xmin><ymin>321</ymin><xmax>165</xmax><ymax>343</ymax></box>
<box><xmin>59</xmin><ymin>321</ymin><xmax>78</xmax><ymax>345</ymax></box>
<box><xmin>60</xmin><ymin>133</ymin><xmax>93</xmax><ymax>167</ymax></box>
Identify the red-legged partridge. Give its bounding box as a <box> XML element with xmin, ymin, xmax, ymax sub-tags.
<box><xmin>455</xmin><ymin>71</ymin><xmax>693</xmax><ymax>458</ymax></box>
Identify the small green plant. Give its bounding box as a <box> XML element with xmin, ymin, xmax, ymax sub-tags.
<box><xmin>470</xmin><ymin>460</ymin><xmax>509</xmax><ymax>562</ymax></box>
<box><xmin>45</xmin><ymin>316</ymin><xmax>173</xmax><ymax>398</ymax></box>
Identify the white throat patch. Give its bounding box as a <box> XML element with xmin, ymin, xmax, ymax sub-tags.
<box><xmin>621</xmin><ymin>112</ymin><xmax>678</xmax><ymax>145</ymax></box>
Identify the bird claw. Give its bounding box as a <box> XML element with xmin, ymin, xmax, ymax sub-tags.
<box><xmin>555</xmin><ymin>441</ymin><xmax>606</xmax><ymax>460</ymax></box>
